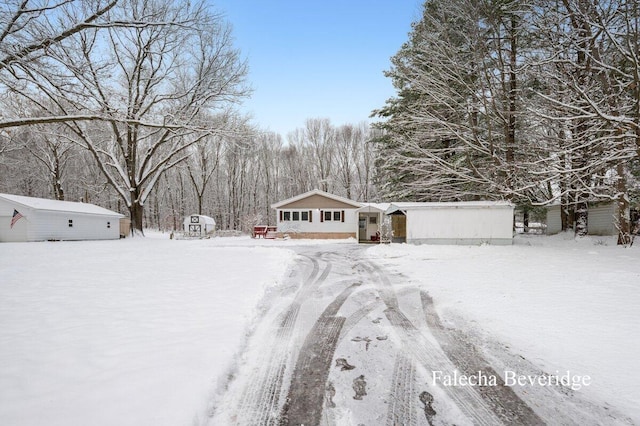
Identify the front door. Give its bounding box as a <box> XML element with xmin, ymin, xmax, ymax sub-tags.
<box><xmin>391</xmin><ymin>214</ymin><xmax>406</xmax><ymax>243</ymax></box>
<box><xmin>358</xmin><ymin>216</ymin><xmax>366</xmax><ymax>241</ymax></box>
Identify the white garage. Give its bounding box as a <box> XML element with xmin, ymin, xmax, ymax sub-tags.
<box><xmin>0</xmin><ymin>193</ymin><xmax>124</xmax><ymax>242</ymax></box>
<box><xmin>386</xmin><ymin>201</ymin><xmax>515</xmax><ymax>245</ymax></box>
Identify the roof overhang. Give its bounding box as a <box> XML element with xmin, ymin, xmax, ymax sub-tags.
<box><xmin>271</xmin><ymin>189</ymin><xmax>363</xmax><ymax>209</ymax></box>
<box><xmin>355</xmin><ymin>203</ymin><xmax>391</xmax><ymax>213</ymax></box>
<box><xmin>386</xmin><ymin>201</ymin><xmax>514</xmax><ymax>215</ymax></box>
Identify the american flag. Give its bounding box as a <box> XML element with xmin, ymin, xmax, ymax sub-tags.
<box><xmin>10</xmin><ymin>209</ymin><xmax>24</xmax><ymax>228</ymax></box>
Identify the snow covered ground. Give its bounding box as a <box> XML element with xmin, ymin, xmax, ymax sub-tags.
<box><xmin>0</xmin><ymin>233</ymin><xmax>295</xmax><ymax>426</ymax></box>
<box><xmin>1</xmin><ymin>232</ymin><xmax>638</xmax><ymax>424</ymax></box>
<box><xmin>366</xmin><ymin>233</ymin><xmax>640</xmax><ymax>423</ymax></box>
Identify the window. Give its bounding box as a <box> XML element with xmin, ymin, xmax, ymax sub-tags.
<box><xmin>369</xmin><ymin>216</ymin><xmax>377</xmax><ymax>224</ymax></box>
<box><xmin>322</xmin><ymin>210</ymin><xmax>345</xmax><ymax>222</ymax></box>
<box><xmin>281</xmin><ymin>210</ymin><xmax>312</xmax><ymax>222</ymax></box>
<box><xmin>68</xmin><ymin>219</ymin><xmax>73</xmax><ymax>228</ymax></box>
<box><xmin>107</xmin><ymin>221</ymin><xmax>111</xmax><ymax>229</ymax></box>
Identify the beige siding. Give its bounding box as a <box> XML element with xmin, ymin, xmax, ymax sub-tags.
<box><xmin>546</xmin><ymin>205</ymin><xmax>562</xmax><ymax>235</ymax></box>
<box><xmin>278</xmin><ymin>194</ymin><xmax>359</xmax><ymax>209</ymax></box>
<box><xmin>588</xmin><ymin>203</ymin><xmax>617</xmax><ymax>235</ymax></box>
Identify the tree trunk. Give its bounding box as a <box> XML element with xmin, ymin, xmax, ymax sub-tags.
<box><xmin>616</xmin><ymin>163</ymin><xmax>631</xmax><ymax>245</ymax></box>
<box><xmin>575</xmin><ymin>201</ymin><xmax>588</xmax><ymax>237</ymax></box>
<box><xmin>129</xmin><ymin>195</ymin><xmax>145</xmax><ymax>236</ymax></box>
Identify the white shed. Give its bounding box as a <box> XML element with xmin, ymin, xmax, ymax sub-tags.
<box><xmin>183</xmin><ymin>214</ymin><xmax>216</xmax><ymax>237</ymax></box>
<box><xmin>0</xmin><ymin>193</ymin><xmax>124</xmax><ymax>243</ymax></box>
<box><xmin>545</xmin><ymin>202</ymin><xmax>621</xmax><ymax>236</ymax></box>
<box><xmin>385</xmin><ymin>201</ymin><xmax>515</xmax><ymax>245</ymax></box>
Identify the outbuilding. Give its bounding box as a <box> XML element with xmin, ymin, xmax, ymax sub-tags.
<box><xmin>183</xmin><ymin>214</ymin><xmax>216</xmax><ymax>237</ymax></box>
<box><xmin>271</xmin><ymin>189</ymin><xmax>362</xmax><ymax>239</ymax></box>
<box><xmin>545</xmin><ymin>201</ymin><xmax>627</xmax><ymax>236</ymax></box>
<box><xmin>0</xmin><ymin>193</ymin><xmax>124</xmax><ymax>242</ymax></box>
<box><xmin>385</xmin><ymin>201</ymin><xmax>515</xmax><ymax>245</ymax></box>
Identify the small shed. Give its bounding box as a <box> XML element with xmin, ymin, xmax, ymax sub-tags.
<box><xmin>0</xmin><ymin>193</ymin><xmax>124</xmax><ymax>242</ymax></box>
<box><xmin>183</xmin><ymin>214</ymin><xmax>215</xmax><ymax>237</ymax></box>
<box><xmin>385</xmin><ymin>201</ymin><xmax>515</xmax><ymax>245</ymax></box>
<box><xmin>546</xmin><ymin>202</ymin><xmax>622</xmax><ymax>236</ymax></box>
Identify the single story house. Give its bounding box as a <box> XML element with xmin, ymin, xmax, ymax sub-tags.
<box><xmin>183</xmin><ymin>214</ymin><xmax>216</xmax><ymax>237</ymax></box>
<box><xmin>271</xmin><ymin>189</ymin><xmax>362</xmax><ymax>239</ymax></box>
<box><xmin>272</xmin><ymin>191</ymin><xmax>515</xmax><ymax>245</ymax></box>
<box><xmin>0</xmin><ymin>193</ymin><xmax>124</xmax><ymax>242</ymax></box>
<box><xmin>385</xmin><ymin>201</ymin><xmax>515</xmax><ymax>245</ymax></box>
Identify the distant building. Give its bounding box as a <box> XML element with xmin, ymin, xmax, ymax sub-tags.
<box><xmin>545</xmin><ymin>202</ymin><xmax>626</xmax><ymax>236</ymax></box>
<box><xmin>271</xmin><ymin>190</ymin><xmax>515</xmax><ymax>245</ymax></box>
<box><xmin>0</xmin><ymin>193</ymin><xmax>123</xmax><ymax>242</ymax></box>
<box><xmin>183</xmin><ymin>214</ymin><xmax>216</xmax><ymax>237</ymax></box>
<box><xmin>271</xmin><ymin>189</ymin><xmax>361</xmax><ymax>239</ymax></box>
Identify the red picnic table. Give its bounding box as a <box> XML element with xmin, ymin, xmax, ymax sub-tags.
<box><xmin>252</xmin><ymin>225</ymin><xmax>277</xmax><ymax>239</ymax></box>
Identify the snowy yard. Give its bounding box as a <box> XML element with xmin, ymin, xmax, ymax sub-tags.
<box><xmin>0</xmin><ymin>234</ymin><xmax>295</xmax><ymax>426</ymax></box>
<box><xmin>366</xmin><ymin>234</ymin><xmax>640</xmax><ymax>423</ymax></box>
<box><xmin>1</xmin><ymin>233</ymin><xmax>639</xmax><ymax>424</ymax></box>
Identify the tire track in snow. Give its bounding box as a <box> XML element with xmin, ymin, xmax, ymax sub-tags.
<box><xmin>280</xmin><ymin>282</ymin><xmax>362</xmax><ymax>426</ymax></box>
<box><xmin>420</xmin><ymin>291</ymin><xmax>544</xmax><ymax>425</ymax></box>
<box><xmin>233</xmin><ymin>253</ymin><xmax>330</xmax><ymax>425</ymax></box>
<box><xmin>365</xmin><ymin>260</ymin><xmax>504</xmax><ymax>425</ymax></box>
<box><xmin>386</xmin><ymin>352</ymin><xmax>418</xmax><ymax>426</ymax></box>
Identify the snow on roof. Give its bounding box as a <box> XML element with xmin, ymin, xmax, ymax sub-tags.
<box><xmin>184</xmin><ymin>214</ymin><xmax>215</xmax><ymax>224</ymax></box>
<box><xmin>0</xmin><ymin>193</ymin><xmax>124</xmax><ymax>217</ymax></box>
<box><xmin>355</xmin><ymin>203</ymin><xmax>391</xmax><ymax>212</ymax></box>
<box><xmin>386</xmin><ymin>201</ymin><xmax>514</xmax><ymax>214</ymax></box>
<box><xmin>271</xmin><ymin>189</ymin><xmax>363</xmax><ymax>209</ymax></box>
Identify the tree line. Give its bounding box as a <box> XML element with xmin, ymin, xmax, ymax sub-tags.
<box><xmin>2</xmin><ymin>0</ymin><xmax>639</xmax><ymax>243</ymax></box>
<box><xmin>0</xmin><ymin>0</ymin><xmax>376</xmax><ymax>233</ymax></box>
<box><xmin>373</xmin><ymin>0</ymin><xmax>640</xmax><ymax>244</ymax></box>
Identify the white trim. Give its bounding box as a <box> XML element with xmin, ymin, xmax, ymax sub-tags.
<box><xmin>386</xmin><ymin>201</ymin><xmax>513</xmax><ymax>215</ymax></box>
<box><xmin>0</xmin><ymin>193</ymin><xmax>124</xmax><ymax>218</ymax></box>
<box><xmin>271</xmin><ymin>189</ymin><xmax>363</xmax><ymax>209</ymax></box>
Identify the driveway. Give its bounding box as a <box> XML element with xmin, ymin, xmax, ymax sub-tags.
<box><xmin>208</xmin><ymin>244</ymin><xmax>626</xmax><ymax>425</ymax></box>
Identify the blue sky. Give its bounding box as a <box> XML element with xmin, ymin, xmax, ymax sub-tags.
<box><xmin>212</xmin><ymin>1</ymin><xmax>422</xmax><ymax>137</ymax></box>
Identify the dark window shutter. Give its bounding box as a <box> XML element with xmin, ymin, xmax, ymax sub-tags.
<box><xmin>341</xmin><ymin>210</ymin><xmax>345</xmax><ymax>222</ymax></box>
<box><xmin>279</xmin><ymin>210</ymin><xmax>283</xmax><ymax>222</ymax></box>
<box><xmin>320</xmin><ymin>210</ymin><xmax>324</xmax><ymax>222</ymax></box>
<box><xmin>309</xmin><ymin>210</ymin><xmax>312</xmax><ymax>222</ymax></box>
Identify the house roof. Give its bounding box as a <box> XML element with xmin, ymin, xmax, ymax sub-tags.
<box><xmin>0</xmin><ymin>193</ymin><xmax>124</xmax><ymax>217</ymax></box>
<box><xmin>355</xmin><ymin>203</ymin><xmax>391</xmax><ymax>213</ymax></box>
<box><xmin>386</xmin><ymin>201</ymin><xmax>514</xmax><ymax>214</ymax></box>
<box><xmin>271</xmin><ymin>189</ymin><xmax>363</xmax><ymax>209</ymax></box>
